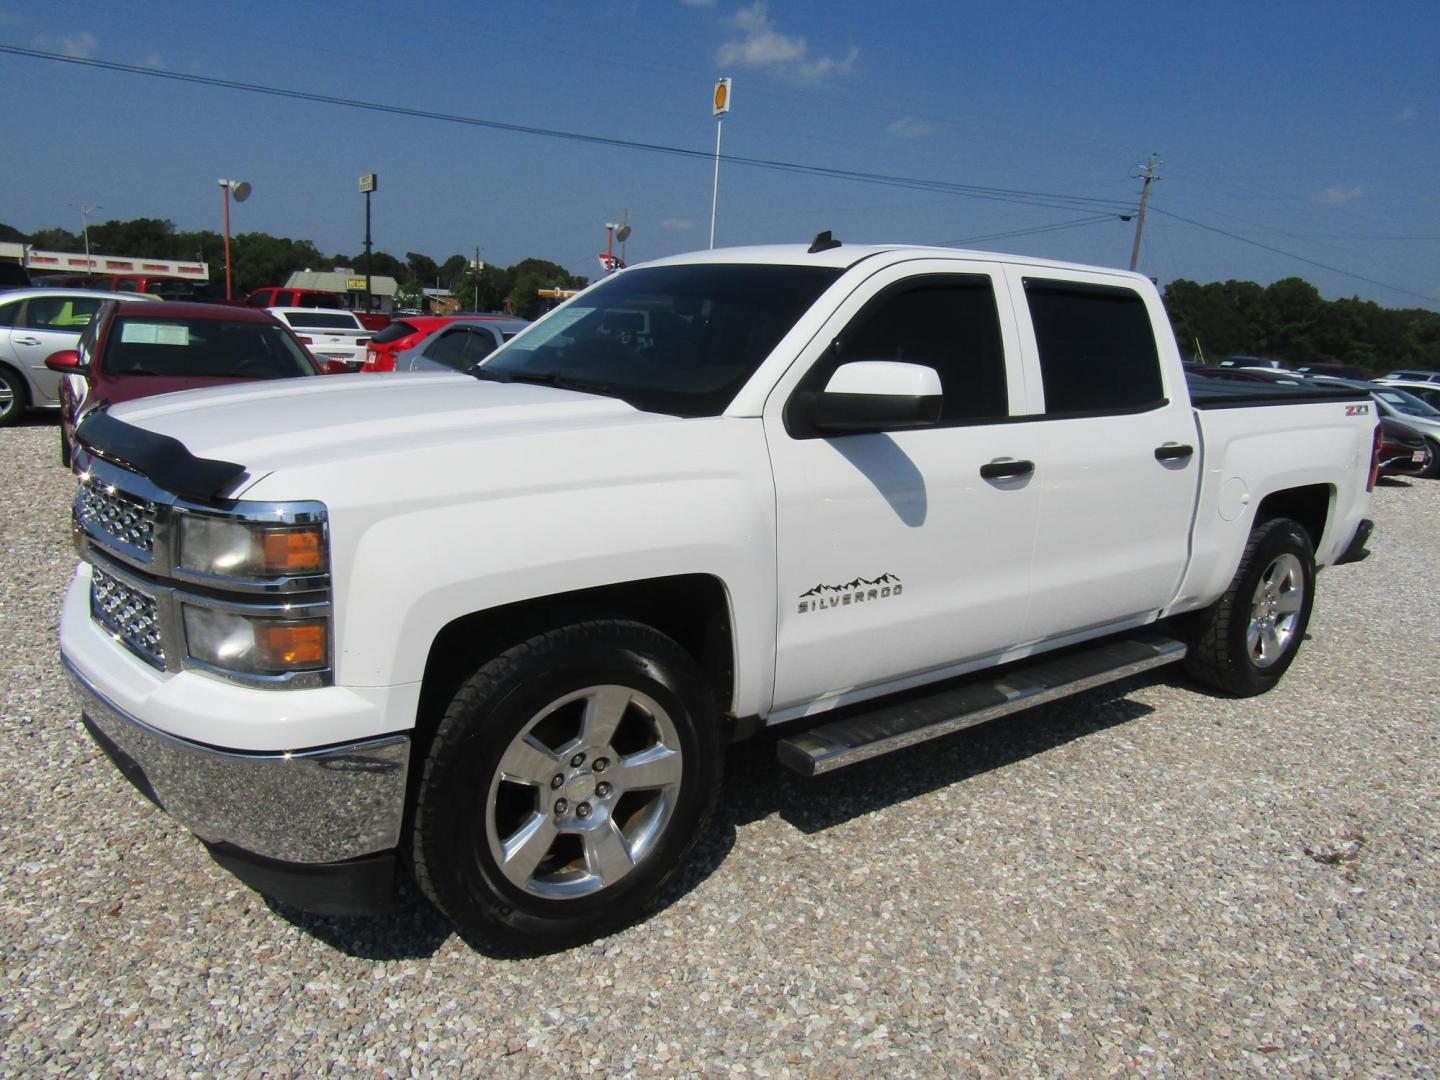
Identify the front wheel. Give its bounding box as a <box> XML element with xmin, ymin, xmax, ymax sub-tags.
<box><xmin>1183</xmin><ymin>517</ymin><xmax>1316</xmax><ymax>696</ymax></box>
<box><xmin>1418</xmin><ymin>437</ymin><xmax>1440</xmax><ymax>480</ymax></box>
<box><xmin>411</xmin><ymin>619</ymin><xmax>723</xmax><ymax>951</ymax></box>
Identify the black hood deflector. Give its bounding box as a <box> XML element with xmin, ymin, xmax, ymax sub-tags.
<box><xmin>75</xmin><ymin>408</ymin><xmax>248</xmax><ymax>502</ymax></box>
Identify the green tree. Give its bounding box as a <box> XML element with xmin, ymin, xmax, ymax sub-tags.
<box><xmin>506</xmin><ymin>258</ymin><xmax>587</xmax><ymax>319</ymax></box>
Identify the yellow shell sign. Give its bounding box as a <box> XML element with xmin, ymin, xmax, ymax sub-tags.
<box><xmin>713</xmin><ymin>77</ymin><xmax>732</xmax><ymax>117</ymax></box>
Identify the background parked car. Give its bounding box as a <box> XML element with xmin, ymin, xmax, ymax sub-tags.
<box><xmin>47</xmin><ymin>302</ymin><xmax>324</xmax><ymax>466</ymax></box>
<box><xmin>0</xmin><ymin>288</ymin><xmax>159</xmax><ymax>425</ymax></box>
<box><xmin>268</xmin><ymin>307</ymin><xmax>371</xmax><ymax>370</ymax></box>
<box><xmin>1374</xmin><ymin>379</ymin><xmax>1440</xmax><ymax>410</ymax></box>
<box><xmin>362</xmin><ymin>314</ymin><xmax>516</xmax><ymax>371</ymax></box>
<box><xmin>391</xmin><ymin>317</ymin><xmax>529</xmax><ymax>374</ymax></box>
<box><xmin>246</xmin><ymin>287</ymin><xmax>390</xmax><ymax>332</ymax></box>
<box><xmin>245</xmin><ymin>286</ymin><xmax>346</xmax><ymax>310</ymax></box>
<box><xmin>1377</xmin><ymin>416</ymin><xmax>1431</xmax><ymax>478</ymax></box>
<box><xmin>1308</xmin><ymin>375</ymin><xmax>1440</xmax><ymax>479</ymax></box>
<box><xmin>1382</xmin><ymin>369</ymin><xmax>1440</xmax><ymax>384</ymax></box>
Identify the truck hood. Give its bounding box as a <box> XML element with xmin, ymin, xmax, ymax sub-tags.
<box><xmin>107</xmin><ymin>371</ymin><xmax>664</xmax><ymax>486</ymax></box>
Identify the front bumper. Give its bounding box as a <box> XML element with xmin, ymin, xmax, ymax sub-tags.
<box><xmin>64</xmin><ymin>653</ymin><xmax>410</xmax><ymax>865</ymax></box>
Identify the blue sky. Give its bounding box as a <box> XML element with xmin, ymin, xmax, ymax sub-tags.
<box><xmin>2</xmin><ymin>0</ymin><xmax>1437</xmax><ymax>308</ymax></box>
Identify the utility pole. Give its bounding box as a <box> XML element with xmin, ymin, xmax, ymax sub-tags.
<box><xmin>1129</xmin><ymin>154</ymin><xmax>1161</xmax><ymax>272</ymax></box>
<box><xmin>620</xmin><ymin>207</ymin><xmax>629</xmax><ymax>265</ymax></box>
<box><xmin>474</xmin><ymin>245</ymin><xmax>481</xmax><ymax>311</ymax></box>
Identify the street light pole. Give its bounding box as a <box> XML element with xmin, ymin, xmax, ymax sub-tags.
<box><xmin>220</xmin><ymin>182</ymin><xmax>233</xmax><ymax>299</ymax></box>
<box><xmin>217</xmin><ymin>179</ymin><xmax>251</xmax><ymax>300</ymax></box>
<box><xmin>74</xmin><ymin>203</ymin><xmax>102</xmax><ymax>268</ymax></box>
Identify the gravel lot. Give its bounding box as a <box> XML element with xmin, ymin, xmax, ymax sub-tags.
<box><xmin>2</xmin><ymin>415</ymin><xmax>1436</xmax><ymax>1076</ymax></box>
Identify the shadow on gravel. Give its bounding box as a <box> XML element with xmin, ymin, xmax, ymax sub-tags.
<box><xmin>261</xmin><ymin>673</ymin><xmax>1161</xmax><ymax>959</ymax></box>
<box><xmin>262</xmin><ymin>874</ymin><xmax>455</xmax><ymax>961</ymax></box>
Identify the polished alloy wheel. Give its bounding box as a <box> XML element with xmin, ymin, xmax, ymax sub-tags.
<box><xmin>485</xmin><ymin>684</ymin><xmax>684</xmax><ymax>899</ymax></box>
<box><xmin>1246</xmin><ymin>552</ymin><xmax>1304</xmax><ymax>667</ymax></box>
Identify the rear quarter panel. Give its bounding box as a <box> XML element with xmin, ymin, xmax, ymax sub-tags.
<box><xmin>1167</xmin><ymin>400</ymin><xmax>1374</xmax><ymax>614</ymax></box>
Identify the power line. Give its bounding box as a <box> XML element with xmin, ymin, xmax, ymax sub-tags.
<box><xmin>941</xmin><ymin>214</ymin><xmax>1121</xmax><ymax>247</ymax></box>
<box><xmin>1149</xmin><ymin>207</ymin><xmax>1437</xmax><ymax>306</ymax></box>
<box><xmin>0</xmin><ymin>43</ymin><xmax>1133</xmax><ymax>219</ymax></box>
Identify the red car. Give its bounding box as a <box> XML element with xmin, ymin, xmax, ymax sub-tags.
<box><xmin>245</xmin><ymin>287</ymin><xmax>391</xmax><ymax>332</ymax></box>
<box><xmin>361</xmin><ymin>314</ymin><xmax>513</xmax><ymax>371</ymax></box>
<box><xmin>46</xmin><ymin>301</ymin><xmax>330</xmax><ymax>467</ymax></box>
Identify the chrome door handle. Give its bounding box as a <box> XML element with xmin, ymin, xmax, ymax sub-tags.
<box><xmin>16</xmin><ymin>336</ymin><xmax>42</xmax><ymax>346</ymax></box>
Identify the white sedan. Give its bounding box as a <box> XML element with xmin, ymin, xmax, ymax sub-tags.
<box><xmin>268</xmin><ymin>308</ymin><xmax>370</xmax><ymax>370</ymax></box>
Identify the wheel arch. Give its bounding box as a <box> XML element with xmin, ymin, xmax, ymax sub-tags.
<box><xmin>0</xmin><ymin>359</ymin><xmax>32</xmax><ymax>411</ymax></box>
<box><xmin>1253</xmin><ymin>483</ymin><xmax>1332</xmax><ymax>553</ymax></box>
<box><xmin>411</xmin><ymin>573</ymin><xmax>737</xmax><ymax>776</ymax></box>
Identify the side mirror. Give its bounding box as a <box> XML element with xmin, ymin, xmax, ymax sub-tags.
<box><xmin>809</xmin><ymin>361</ymin><xmax>943</xmax><ymax>434</ymax></box>
<box><xmin>45</xmin><ymin>349</ymin><xmax>84</xmax><ymax>374</ymax></box>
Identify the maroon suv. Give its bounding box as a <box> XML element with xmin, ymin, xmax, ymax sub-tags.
<box><xmin>46</xmin><ymin>301</ymin><xmax>327</xmax><ymax>467</ymax></box>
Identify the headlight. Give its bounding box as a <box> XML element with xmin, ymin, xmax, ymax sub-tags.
<box><xmin>183</xmin><ymin>605</ymin><xmax>328</xmax><ymax>674</ymax></box>
<box><xmin>179</xmin><ymin>515</ymin><xmax>326</xmax><ymax>579</ymax></box>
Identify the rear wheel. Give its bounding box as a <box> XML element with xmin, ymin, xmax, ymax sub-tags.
<box><xmin>1184</xmin><ymin>517</ymin><xmax>1316</xmax><ymax>696</ymax></box>
<box><xmin>412</xmin><ymin>619</ymin><xmax>723</xmax><ymax>951</ymax></box>
<box><xmin>0</xmin><ymin>366</ymin><xmax>27</xmax><ymax>427</ymax></box>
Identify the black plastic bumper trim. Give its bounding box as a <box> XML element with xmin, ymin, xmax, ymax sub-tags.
<box><xmin>204</xmin><ymin>842</ymin><xmax>399</xmax><ymax>917</ymax></box>
<box><xmin>1335</xmin><ymin>518</ymin><xmax>1374</xmax><ymax>565</ymax></box>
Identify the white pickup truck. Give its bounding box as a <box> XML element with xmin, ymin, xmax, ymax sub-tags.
<box><xmin>60</xmin><ymin>242</ymin><xmax>1378</xmax><ymax>949</ymax></box>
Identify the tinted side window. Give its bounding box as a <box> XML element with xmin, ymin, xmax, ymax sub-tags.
<box><xmin>1024</xmin><ymin>280</ymin><xmax>1163</xmax><ymax>415</ymax></box>
<box><xmin>464</xmin><ymin>328</ymin><xmax>497</xmax><ymax>364</ymax></box>
<box><xmin>0</xmin><ymin>299</ymin><xmax>19</xmax><ymax>327</ymax></box>
<box><xmin>425</xmin><ymin>328</ymin><xmax>471</xmax><ymax>368</ymax></box>
<box><xmin>21</xmin><ymin>295</ymin><xmax>104</xmax><ymax>330</ymax></box>
<box><xmin>246</xmin><ymin>291</ymin><xmax>270</xmax><ymax>307</ymax></box>
<box><xmin>795</xmin><ymin>274</ymin><xmax>1008</xmax><ymax>429</ymax></box>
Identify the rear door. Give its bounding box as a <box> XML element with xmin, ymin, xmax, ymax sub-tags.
<box><xmin>765</xmin><ymin>259</ymin><xmax>1041</xmax><ymax>716</ymax></box>
<box><xmin>1002</xmin><ymin>268</ymin><xmax>1198</xmax><ymax>642</ymax></box>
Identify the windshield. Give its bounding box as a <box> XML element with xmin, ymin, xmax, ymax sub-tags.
<box><xmin>1374</xmin><ymin>388</ymin><xmax>1440</xmax><ymax>418</ymax></box>
<box><xmin>101</xmin><ymin>317</ymin><xmax>316</xmax><ymax>378</ymax></box>
<box><xmin>481</xmin><ymin>264</ymin><xmax>842</xmax><ymax>417</ymax></box>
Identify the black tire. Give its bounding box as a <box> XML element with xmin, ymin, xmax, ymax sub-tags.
<box><xmin>411</xmin><ymin>619</ymin><xmax>723</xmax><ymax>951</ymax></box>
<box><xmin>1183</xmin><ymin>517</ymin><xmax>1316</xmax><ymax>696</ymax></box>
<box><xmin>0</xmin><ymin>365</ymin><xmax>28</xmax><ymax>427</ymax></box>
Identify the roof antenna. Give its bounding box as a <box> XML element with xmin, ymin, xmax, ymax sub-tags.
<box><xmin>808</xmin><ymin>230</ymin><xmax>842</xmax><ymax>254</ymax></box>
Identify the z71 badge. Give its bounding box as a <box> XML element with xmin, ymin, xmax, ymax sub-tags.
<box><xmin>797</xmin><ymin>573</ymin><xmax>903</xmax><ymax>613</ymax></box>
<box><xmin>1346</xmin><ymin>404</ymin><xmax>1370</xmax><ymax>416</ymax></box>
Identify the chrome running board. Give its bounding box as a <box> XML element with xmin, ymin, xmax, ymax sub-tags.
<box><xmin>775</xmin><ymin>634</ymin><xmax>1187</xmax><ymax>776</ymax></box>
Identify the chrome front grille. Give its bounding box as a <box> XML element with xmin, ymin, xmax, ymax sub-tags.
<box><xmin>91</xmin><ymin>565</ymin><xmax>165</xmax><ymax>668</ymax></box>
<box><xmin>72</xmin><ymin>452</ymin><xmax>334</xmax><ymax>690</ymax></box>
<box><xmin>77</xmin><ymin>478</ymin><xmax>157</xmax><ymax>555</ymax></box>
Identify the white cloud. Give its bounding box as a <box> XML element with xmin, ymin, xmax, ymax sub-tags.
<box><xmin>1312</xmin><ymin>185</ymin><xmax>1364</xmax><ymax>205</ymax></box>
<box><xmin>660</xmin><ymin>218</ymin><xmax>694</xmax><ymax>231</ymax></box>
<box><xmin>1395</xmin><ymin>106</ymin><xmax>1417</xmax><ymax>122</ymax></box>
<box><xmin>140</xmin><ymin>51</ymin><xmax>165</xmax><ymax>69</ymax></box>
<box><xmin>887</xmin><ymin>116</ymin><xmax>935</xmax><ymax>139</ymax></box>
<box><xmin>33</xmin><ymin>31</ymin><xmax>98</xmax><ymax>58</ymax></box>
<box><xmin>679</xmin><ymin>0</ymin><xmax>716</xmax><ymax>6</ymax></box>
<box><xmin>716</xmin><ymin>3</ymin><xmax>856</xmax><ymax>82</ymax></box>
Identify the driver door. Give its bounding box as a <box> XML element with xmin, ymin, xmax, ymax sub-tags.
<box><xmin>763</xmin><ymin>260</ymin><xmax>1041</xmax><ymax>718</ymax></box>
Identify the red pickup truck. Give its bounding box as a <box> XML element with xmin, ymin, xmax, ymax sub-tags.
<box><xmin>244</xmin><ymin>287</ymin><xmax>390</xmax><ymax>332</ymax></box>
